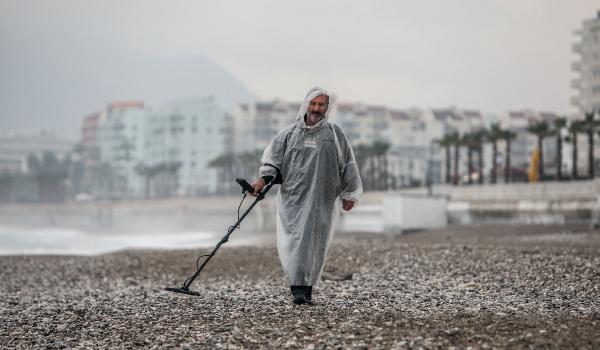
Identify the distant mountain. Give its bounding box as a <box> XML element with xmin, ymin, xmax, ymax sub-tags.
<box><xmin>0</xmin><ymin>39</ymin><xmax>254</xmax><ymax>141</ymax></box>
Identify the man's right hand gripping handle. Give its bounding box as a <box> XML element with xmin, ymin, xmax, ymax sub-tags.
<box><xmin>251</xmin><ymin>178</ymin><xmax>266</xmax><ymax>197</ymax></box>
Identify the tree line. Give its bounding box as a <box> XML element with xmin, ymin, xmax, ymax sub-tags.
<box><xmin>3</xmin><ymin>112</ymin><xmax>597</xmax><ymax>202</ymax></box>
<box><xmin>436</xmin><ymin>111</ymin><xmax>600</xmax><ymax>185</ymax></box>
<box><xmin>134</xmin><ymin>161</ymin><xmax>182</xmax><ymax>198</ymax></box>
<box><xmin>206</xmin><ymin>142</ymin><xmax>396</xmax><ymax>194</ymax></box>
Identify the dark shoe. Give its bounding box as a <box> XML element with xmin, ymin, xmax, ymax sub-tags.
<box><xmin>293</xmin><ymin>294</ymin><xmax>308</xmax><ymax>304</ymax></box>
<box><xmin>291</xmin><ymin>286</ymin><xmax>312</xmax><ymax>305</ymax></box>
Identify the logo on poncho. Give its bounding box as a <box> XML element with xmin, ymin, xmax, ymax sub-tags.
<box><xmin>304</xmin><ymin>139</ymin><xmax>317</xmax><ymax>148</ymax></box>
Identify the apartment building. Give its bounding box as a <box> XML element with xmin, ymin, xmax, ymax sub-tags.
<box><xmin>571</xmin><ymin>11</ymin><xmax>600</xmax><ymax>175</ymax></box>
<box><xmin>232</xmin><ymin>99</ymin><xmax>300</xmax><ymax>154</ymax></box>
<box><xmin>147</xmin><ymin>97</ymin><xmax>227</xmax><ymax>196</ymax></box>
<box><xmin>85</xmin><ymin>98</ymin><xmax>227</xmax><ymax>198</ymax></box>
<box><xmin>572</xmin><ymin>11</ymin><xmax>600</xmax><ymax>113</ymax></box>
<box><xmin>234</xmin><ymin>100</ymin><xmax>447</xmax><ymax>187</ymax></box>
<box><xmin>95</xmin><ymin>101</ymin><xmax>147</xmax><ymax>198</ymax></box>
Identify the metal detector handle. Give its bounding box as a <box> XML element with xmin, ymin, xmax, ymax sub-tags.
<box><xmin>235</xmin><ymin>178</ymin><xmax>255</xmax><ymax>193</ymax></box>
<box><xmin>236</xmin><ymin>177</ymin><xmax>273</xmax><ymax>200</ymax></box>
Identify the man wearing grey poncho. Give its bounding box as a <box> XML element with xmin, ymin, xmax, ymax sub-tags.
<box><xmin>251</xmin><ymin>87</ymin><xmax>363</xmax><ymax>305</ymax></box>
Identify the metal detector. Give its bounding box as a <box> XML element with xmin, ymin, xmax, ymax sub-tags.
<box><xmin>164</xmin><ymin>178</ymin><xmax>274</xmax><ymax>296</ymax></box>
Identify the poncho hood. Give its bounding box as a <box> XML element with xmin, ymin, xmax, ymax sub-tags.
<box><xmin>295</xmin><ymin>86</ymin><xmax>335</xmax><ymax>130</ymax></box>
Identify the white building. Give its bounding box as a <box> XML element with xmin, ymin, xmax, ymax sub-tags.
<box><xmin>571</xmin><ymin>11</ymin><xmax>600</xmax><ymax>113</ymax></box>
<box><xmin>233</xmin><ymin>100</ymin><xmax>300</xmax><ymax>154</ymax></box>
<box><xmin>0</xmin><ymin>130</ymin><xmax>73</xmax><ymax>174</ymax></box>
<box><xmin>96</xmin><ymin>101</ymin><xmax>148</xmax><ymax>198</ymax></box>
<box><xmin>89</xmin><ymin>97</ymin><xmax>228</xmax><ymax>198</ymax></box>
<box><xmin>337</xmin><ymin>104</ymin><xmax>445</xmax><ymax>187</ymax></box>
<box><xmin>233</xmin><ymin>100</ymin><xmax>451</xmax><ymax>187</ymax></box>
<box><xmin>147</xmin><ymin>97</ymin><xmax>227</xmax><ymax>196</ymax></box>
<box><xmin>571</xmin><ymin>11</ymin><xmax>600</xmax><ymax>176</ymax></box>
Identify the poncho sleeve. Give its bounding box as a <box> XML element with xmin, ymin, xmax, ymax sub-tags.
<box><xmin>331</xmin><ymin>123</ymin><xmax>363</xmax><ymax>203</ymax></box>
<box><xmin>258</xmin><ymin>125</ymin><xmax>292</xmax><ymax>180</ymax></box>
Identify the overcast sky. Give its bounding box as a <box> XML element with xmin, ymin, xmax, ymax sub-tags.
<box><xmin>0</xmin><ymin>1</ymin><xmax>597</xmax><ymax>139</ymax></box>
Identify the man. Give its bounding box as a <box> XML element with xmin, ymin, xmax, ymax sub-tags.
<box><xmin>250</xmin><ymin>86</ymin><xmax>363</xmax><ymax>305</ymax></box>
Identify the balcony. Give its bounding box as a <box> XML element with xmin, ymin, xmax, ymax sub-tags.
<box><xmin>571</xmin><ymin>79</ymin><xmax>581</xmax><ymax>89</ymax></box>
<box><xmin>571</xmin><ymin>61</ymin><xmax>582</xmax><ymax>71</ymax></box>
<box><xmin>572</xmin><ymin>42</ymin><xmax>582</xmax><ymax>53</ymax></box>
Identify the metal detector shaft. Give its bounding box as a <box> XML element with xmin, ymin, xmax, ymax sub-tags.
<box><xmin>178</xmin><ymin>181</ymin><xmax>274</xmax><ymax>292</ymax></box>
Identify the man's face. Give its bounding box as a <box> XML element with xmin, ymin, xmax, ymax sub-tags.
<box><xmin>306</xmin><ymin>94</ymin><xmax>328</xmax><ymax>126</ymax></box>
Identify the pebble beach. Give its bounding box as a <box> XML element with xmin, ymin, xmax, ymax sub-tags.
<box><xmin>1</xmin><ymin>224</ymin><xmax>599</xmax><ymax>349</ymax></box>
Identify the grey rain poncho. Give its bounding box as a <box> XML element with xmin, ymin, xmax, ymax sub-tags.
<box><xmin>259</xmin><ymin>87</ymin><xmax>363</xmax><ymax>286</ymax></box>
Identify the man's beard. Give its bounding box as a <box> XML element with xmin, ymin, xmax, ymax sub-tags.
<box><xmin>307</xmin><ymin>112</ymin><xmax>324</xmax><ymax>125</ymax></box>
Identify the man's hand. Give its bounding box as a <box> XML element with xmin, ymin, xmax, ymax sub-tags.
<box><xmin>250</xmin><ymin>178</ymin><xmax>266</xmax><ymax>197</ymax></box>
<box><xmin>342</xmin><ymin>199</ymin><xmax>355</xmax><ymax>211</ymax></box>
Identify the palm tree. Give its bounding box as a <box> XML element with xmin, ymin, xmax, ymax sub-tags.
<box><xmin>472</xmin><ymin>128</ymin><xmax>488</xmax><ymax>184</ymax></box>
<box><xmin>166</xmin><ymin>161</ymin><xmax>182</xmax><ymax>195</ymax></box>
<box><xmin>369</xmin><ymin>144</ymin><xmax>378</xmax><ymax>190</ymax></box>
<box><xmin>372</xmin><ymin>140</ymin><xmax>391</xmax><ymax>189</ymax></box>
<box><xmin>134</xmin><ymin>162</ymin><xmax>162</xmax><ymax>199</ymax></box>
<box><xmin>487</xmin><ymin>123</ymin><xmax>503</xmax><ymax>184</ymax></box>
<box><xmin>0</xmin><ymin>172</ymin><xmax>16</xmax><ymax>202</ymax></box>
<box><xmin>526</xmin><ymin>120</ymin><xmax>553</xmax><ymax>181</ymax></box>
<box><xmin>434</xmin><ymin>134</ymin><xmax>454</xmax><ymax>184</ymax></box>
<box><xmin>461</xmin><ymin>132</ymin><xmax>476</xmax><ymax>185</ymax></box>
<box><xmin>565</xmin><ymin>120</ymin><xmax>584</xmax><ymax>179</ymax></box>
<box><xmin>209</xmin><ymin>153</ymin><xmax>237</xmax><ymax>194</ymax></box>
<box><xmin>581</xmin><ymin>111</ymin><xmax>599</xmax><ymax>179</ymax></box>
<box><xmin>28</xmin><ymin>152</ymin><xmax>69</xmax><ymax>202</ymax></box>
<box><xmin>351</xmin><ymin>141</ymin><xmax>391</xmax><ymax>190</ymax></box>
<box><xmin>94</xmin><ymin>162</ymin><xmax>116</xmax><ymax>198</ymax></box>
<box><xmin>152</xmin><ymin>163</ymin><xmax>168</xmax><ymax>197</ymax></box>
<box><xmin>353</xmin><ymin>144</ymin><xmax>370</xmax><ymax>189</ymax></box>
<box><xmin>237</xmin><ymin>150</ymin><xmax>263</xmax><ymax>184</ymax></box>
<box><xmin>500</xmin><ymin>129</ymin><xmax>517</xmax><ymax>183</ymax></box>
<box><xmin>447</xmin><ymin>131</ymin><xmax>461</xmax><ymax>185</ymax></box>
<box><xmin>553</xmin><ymin>117</ymin><xmax>567</xmax><ymax>180</ymax></box>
